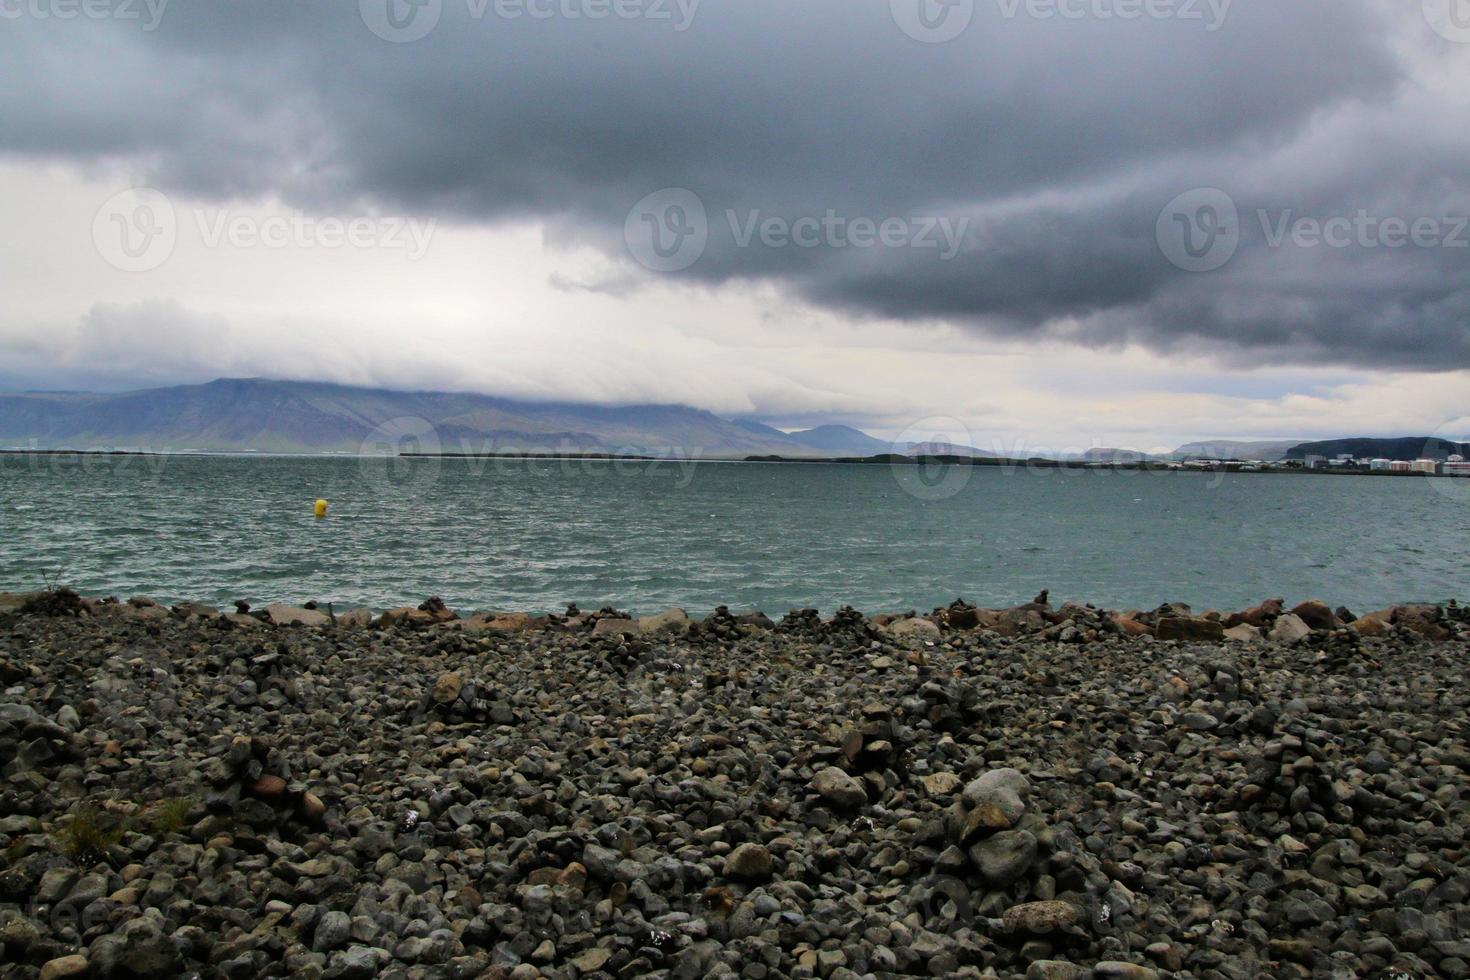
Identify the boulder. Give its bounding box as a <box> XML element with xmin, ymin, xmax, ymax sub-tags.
<box><xmin>432</xmin><ymin>673</ymin><xmax>465</xmax><ymax>705</ymax></box>
<box><xmin>1268</xmin><ymin>613</ymin><xmax>1313</xmax><ymax>643</ymax></box>
<box><xmin>1289</xmin><ymin>600</ymin><xmax>1337</xmax><ymax>631</ymax></box>
<box><xmin>1003</xmin><ymin>901</ymin><xmax>1083</xmax><ymax>935</ymax></box>
<box><xmin>1155</xmin><ymin>617</ymin><xmax>1225</xmax><ymax>642</ymax></box>
<box><xmin>638</xmin><ymin>608</ymin><xmax>691</xmax><ymax>635</ymax></box>
<box><xmin>722</xmin><ymin>843</ymin><xmax>774</xmax><ymax>880</ymax></box>
<box><xmin>1224</xmin><ymin>599</ymin><xmax>1284</xmax><ymax>629</ymax></box>
<box><xmin>592</xmin><ymin>618</ymin><xmax>639</xmax><ymax>637</ymax></box>
<box><xmin>1351</xmin><ymin>609</ymin><xmax>1394</xmax><ymax>637</ymax></box>
<box><xmin>968</xmin><ymin>829</ymin><xmax>1037</xmax><ymax>888</ymax></box>
<box><xmin>811</xmin><ymin>767</ymin><xmax>867</xmax><ymax>809</ymax></box>
<box><xmin>1223</xmin><ymin>623</ymin><xmax>1263</xmax><ymax>643</ymax></box>
<box><xmin>960</xmin><ymin>768</ymin><xmax>1029</xmax><ymax>833</ymax></box>
<box><xmin>262</xmin><ymin>603</ymin><xmax>330</xmax><ymax>627</ymax></box>
<box><xmin>1112</xmin><ymin>613</ymin><xmax>1152</xmax><ymax>638</ymax></box>
<box><xmin>886</xmin><ymin>617</ymin><xmax>941</xmax><ymax>641</ymax></box>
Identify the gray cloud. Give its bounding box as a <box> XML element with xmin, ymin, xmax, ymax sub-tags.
<box><xmin>1</xmin><ymin>0</ymin><xmax>1466</xmax><ymax>369</ymax></box>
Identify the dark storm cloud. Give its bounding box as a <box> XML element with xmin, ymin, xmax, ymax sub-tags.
<box><xmin>1</xmin><ymin>0</ymin><xmax>1465</xmax><ymax>368</ymax></box>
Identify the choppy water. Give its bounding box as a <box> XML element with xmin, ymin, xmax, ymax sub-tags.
<box><xmin>1</xmin><ymin>453</ymin><xmax>1467</xmax><ymax>615</ymax></box>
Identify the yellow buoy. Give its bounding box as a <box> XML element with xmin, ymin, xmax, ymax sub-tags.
<box><xmin>314</xmin><ymin>499</ymin><xmax>329</xmax><ymax>518</ymax></box>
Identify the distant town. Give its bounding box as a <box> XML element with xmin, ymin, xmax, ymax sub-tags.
<box><xmin>1167</xmin><ymin>453</ymin><xmax>1470</xmax><ymax>477</ymax></box>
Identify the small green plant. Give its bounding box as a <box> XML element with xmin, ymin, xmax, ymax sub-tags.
<box><xmin>56</xmin><ymin>805</ymin><xmax>123</xmax><ymax>866</ymax></box>
<box><xmin>144</xmin><ymin>796</ymin><xmax>196</xmax><ymax>835</ymax></box>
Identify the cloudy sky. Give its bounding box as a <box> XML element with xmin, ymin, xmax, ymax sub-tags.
<box><xmin>1</xmin><ymin>0</ymin><xmax>1467</xmax><ymax>449</ymax></box>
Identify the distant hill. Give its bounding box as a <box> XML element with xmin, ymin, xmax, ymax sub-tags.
<box><xmin>785</xmin><ymin>425</ymin><xmax>893</xmax><ymax>456</ymax></box>
<box><xmin>1284</xmin><ymin>437</ymin><xmax>1470</xmax><ymax>461</ymax></box>
<box><xmin>1171</xmin><ymin>440</ymin><xmax>1302</xmax><ymax>461</ymax></box>
<box><xmin>902</xmin><ymin>441</ymin><xmax>997</xmax><ymax>459</ymax></box>
<box><xmin>1077</xmin><ymin>448</ymin><xmax>1156</xmax><ymax>464</ymax></box>
<box><xmin>0</xmin><ymin>378</ymin><xmax>862</xmax><ymax>457</ymax></box>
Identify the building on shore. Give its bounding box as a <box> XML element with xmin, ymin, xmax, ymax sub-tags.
<box><xmin>1446</xmin><ymin>454</ymin><xmax>1470</xmax><ymax>477</ymax></box>
<box><xmin>1411</xmin><ymin>459</ymin><xmax>1439</xmax><ymax>475</ymax></box>
<box><xmin>1370</xmin><ymin>458</ymin><xmax>1392</xmax><ymax>472</ymax></box>
<box><xmin>1390</xmin><ymin>461</ymin><xmax>1414</xmax><ymax>473</ymax></box>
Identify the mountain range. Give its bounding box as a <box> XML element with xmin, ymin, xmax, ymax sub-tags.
<box><xmin>0</xmin><ymin>379</ymin><xmax>900</xmax><ymax>457</ymax></box>
<box><xmin>0</xmin><ymin>379</ymin><xmax>1460</xmax><ymax>462</ymax></box>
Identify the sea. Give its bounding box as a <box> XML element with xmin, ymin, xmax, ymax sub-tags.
<box><xmin>2</xmin><ymin>453</ymin><xmax>1467</xmax><ymax>616</ymax></box>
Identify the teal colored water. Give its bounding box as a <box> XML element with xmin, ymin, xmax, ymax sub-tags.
<box><xmin>2</xmin><ymin>454</ymin><xmax>1467</xmax><ymax>616</ymax></box>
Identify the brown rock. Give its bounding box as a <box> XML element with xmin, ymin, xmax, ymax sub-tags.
<box><xmin>1224</xmin><ymin>598</ymin><xmax>1284</xmax><ymax>629</ymax></box>
<box><xmin>1155</xmin><ymin>617</ymin><xmax>1225</xmax><ymax>642</ymax></box>
<box><xmin>249</xmin><ymin>774</ymin><xmax>288</xmax><ymax>801</ymax></box>
<box><xmin>1003</xmin><ymin>900</ymin><xmax>1083</xmax><ymax>934</ymax></box>
<box><xmin>1289</xmin><ymin>600</ymin><xmax>1337</xmax><ymax>631</ymax></box>
<box><xmin>432</xmin><ymin>673</ymin><xmax>465</xmax><ymax>704</ymax></box>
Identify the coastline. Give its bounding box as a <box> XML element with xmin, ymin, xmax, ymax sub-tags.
<box><xmin>1</xmin><ymin>590</ymin><xmax>1466</xmax><ymax>979</ymax></box>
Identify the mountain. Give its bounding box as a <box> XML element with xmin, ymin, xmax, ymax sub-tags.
<box><xmin>1283</xmin><ymin>437</ymin><xmax>1470</xmax><ymax>461</ymax></box>
<box><xmin>784</xmin><ymin>425</ymin><xmax>894</xmax><ymax>456</ymax></box>
<box><xmin>0</xmin><ymin>378</ymin><xmax>855</xmax><ymax>457</ymax></box>
<box><xmin>1171</xmin><ymin>440</ymin><xmax>1302</xmax><ymax>461</ymax></box>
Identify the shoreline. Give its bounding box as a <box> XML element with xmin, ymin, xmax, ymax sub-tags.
<box><xmin>3</xmin><ymin>449</ymin><xmax>1468</xmax><ymax>479</ymax></box>
<box><xmin>3</xmin><ymin>590</ymin><xmax>1465</xmax><ymax>644</ymax></box>
<box><xmin>1</xmin><ymin>589</ymin><xmax>1467</xmax><ymax>979</ymax></box>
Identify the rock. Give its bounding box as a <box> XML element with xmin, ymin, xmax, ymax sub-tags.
<box><xmin>811</xmin><ymin>767</ymin><xmax>867</xmax><ymax>809</ymax></box>
<box><xmin>1223</xmin><ymin>623</ymin><xmax>1262</xmax><ymax>643</ymax></box>
<box><xmin>1155</xmin><ymin>617</ymin><xmax>1225</xmax><ymax>642</ymax></box>
<box><xmin>968</xmin><ymin>829</ymin><xmax>1037</xmax><ymax>887</ymax></box>
<box><xmin>432</xmin><ymin>672</ymin><xmax>465</xmax><ymax>705</ymax></box>
<box><xmin>314</xmin><ymin>910</ymin><xmax>352</xmax><ymax>952</ymax></box>
<box><xmin>638</xmin><ymin>608</ymin><xmax>690</xmax><ymax>634</ymax></box>
<box><xmin>1269</xmin><ymin>613</ymin><xmax>1313</xmax><ymax>642</ymax></box>
<box><xmin>1026</xmin><ymin>962</ymin><xmax>1086</xmax><ymax>980</ymax></box>
<box><xmin>922</xmin><ymin>772</ymin><xmax>963</xmax><ymax>796</ymax></box>
<box><xmin>1224</xmin><ymin>598</ymin><xmax>1284</xmax><ymax>628</ymax></box>
<box><xmin>1352</xmin><ymin>609</ymin><xmax>1394</xmax><ymax>636</ymax></box>
<box><xmin>723</xmin><ymin>843</ymin><xmax>774</xmax><ymax>880</ymax></box>
<box><xmin>960</xmin><ymin>768</ymin><xmax>1029</xmax><ymax>833</ymax></box>
<box><xmin>886</xmin><ymin>617</ymin><xmax>941</xmax><ymax>641</ymax></box>
<box><xmin>1093</xmin><ymin>964</ymin><xmax>1159</xmax><ymax>980</ymax></box>
<box><xmin>39</xmin><ymin>955</ymin><xmax>89</xmax><ymax>980</ymax></box>
<box><xmin>592</xmin><ymin>618</ymin><xmax>639</xmax><ymax>636</ymax></box>
<box><xmin>1290</xmin><ymin>600</ymin><xmax>1337</xmax><ymax>631</ymax></box>
<box><xmin>1003</xmin><ymin>901</ymin><xmax>1082</xmax><ymax>934</ymax></box>
<box><xmin>261</xmin><ymin>603</ymin><xmax>331</xmax><ymax>627</ymax></box>
<box><xmin>328</xmin><ymin>945</ymin><xmax>381</xmax><ymax>979</ymax></box>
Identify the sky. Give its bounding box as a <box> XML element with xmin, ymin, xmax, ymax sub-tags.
<box><xmin>0</xmin><ymin>0</ymin><xmax>1467</xmax><ymax>450</ymax></box>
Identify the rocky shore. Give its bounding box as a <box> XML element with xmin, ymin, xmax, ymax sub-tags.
<box><xmin>1</xmin><ymin>590</ymin><xmax>1468</xmax><ymax>979</ymax></box>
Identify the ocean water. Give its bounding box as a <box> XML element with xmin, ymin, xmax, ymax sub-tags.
<box><xmin>2</xmin><ymin>453</ymin><xmax>1467</xmax><ymax>616</ymax></box>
